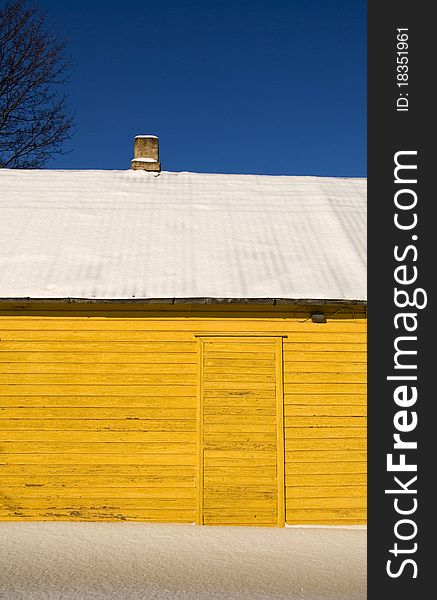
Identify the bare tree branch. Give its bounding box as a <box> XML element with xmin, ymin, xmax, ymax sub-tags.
<box><xmin>0</xmin><ymin>0</ymin><xmax>74</xmax><ymax>168</ymax></box>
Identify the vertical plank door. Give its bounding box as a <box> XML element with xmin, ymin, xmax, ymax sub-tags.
<box><xmin>197</xmin><ymin>336</ymin><xmax>284</xmax><ymax>526</ymax></box>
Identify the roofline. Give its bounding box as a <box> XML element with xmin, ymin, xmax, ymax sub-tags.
<box><xmin>0</xmin><ymin>297</ymin><xmax>367</xmax><ymax>306</ymax></box>
<box><xmin>0</xmin><ymin>168</ymin><xmax>367</xmax><ymax>179</ymax></box>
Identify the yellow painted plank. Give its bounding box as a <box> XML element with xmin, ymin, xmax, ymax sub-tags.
<box><xmin>0</xmin><ymin>363</ymin><xmax>197</xmax><ymax>374</ymax></box>
<box><xmin>284</xmin><ymin>405</ymin><xmax>367</xmax><ymax>417</ymax></box>
<box><xmin>284</xmin><ymin>333</ymin><xmax>366</xmax><ymax>343</ymax></box>
<box><xmin>0</xmin><ymin>498</ymin><xmax>196</xmax><ymax>510</ymax></box>
<box><xmin>0</xmin><ymin>407</ymin><xmax>196</xmax><ymax>426</ymax></box>
<box><xmin>0</xmin><ymin>396</ymin><xmax>197</xmax><ymax>408</ymax></box>
<box><xmin>0</xmin><ymin>342</ymin><xmax>196</xmax><ymax>352</ymax></box>
<box><xmin>0</xmin><ymin>385</ymin><xmax>197</xmax><ymax>396</ymax></box>
<box><xmin>203</xmin><ymin>407</ymin><xmax>276</xmax><ymax>416</ymax></box>
<box><xmin>0</xmin><ymin>319</ymin><xmax>367</xmax><ymax>332</ymax></box>
<box><xmin>204</xmin><ymin>439</ymin><xmax>276</xmax><ymax>451</ymax></box>
<box><xmin>204</xmin><ymin>455</ymin><xmax>276</xmax><ymax>467</ymax></box>
<box><xmin>204</xmin><ymin>367</ymin><xmax>276</xmax><ymax>376</ymax></box>
<box><xmin>283</xmin><ymin>372</ymin><xmax>366</xmax><ymax>384</ymax></box>
<box><xmin>0</xmin><ymin>362</ymin><xmax>374</xmax><ymax>382</ymax></box>
<box><xmin>203</xmin><ymin>373</ymin><xmax>276</xmax><ymax>383</ymax></box>
<box><xmin>204</xmin><ymin>415</ymin><xmax>277</xmax><ymax>425</ymax></box>
<box><xmin>283</xmin><ymin>362</ymin><xmax>366</xmax><ymax>373</ymax></box>
<box><xmin>204</xmin><ymin>360</ymin><xmax>276</xmax><ymax>369</ymax></box>
<box><xmin>285</xmin><ymin>450</ymin><xmax>366</xmax><ymax>462</ymax></box>
<box><xmin>0</xmin><ymin>309</ymin><xmax>366</xmax><ymax>321</ymax></box>
<box><xmin>286</xmin><ymin>485</ymin><xmax>366</xmax><ymax>498</ymax></box>
<box><xmin>0</xmin><ymin>331</ymin><xmax>200</xmax><ymax>341</ymax></box>
<box><xmin>285</xmin><ymin>509</ymin><xmax>366</xmax><ymax>520</ymax></box>
<box><xmin>286</xmin><ymin>497</ymin><xmax>366</xmax><ymax>509</ymax></box>
<box><xmin>286</xmin><ymin>474</ymin><xmax>367</xmax><ymax>486</ymax></box>
<box><xmin>285</xmin><ymin>438</ymin><xmax>366</xmax><ymax>451</ymax></box>
<box><xmin>205</xmin><ymin>522</ymin><xmax>278</xmax><ymax>527</ymax></box>
<box><xmin>1</xmin><ymin>453</ymin><xmax>196</xmax><ymax>466</ymax></box>
<box><xmin>204</xmin><ymin>432</ymin><xmax>276</xmax><ymax>442</ymax></box>
<box><xmin>0</xmin><ymin>487</ymin><xmax>196</xmax><ymax>498</ymax></box>
<box><xmin>0</xmin><ymin>464</ymin><xmax>195</xmax><ymax>476</ymax></box>
<box><xmin>204</xmin><ymin>499</ymin><xmax>276</xmax><ymax>509</ymax></box>
<box><xmin>203</xmin><ymin>397</ymin><xmax>275</xmax><ymax>407</ymax></box>
<box><xmin>203</xmin><ymin>511</ymin><xmax>276</xmax><ymax>523</ymax></box>
<box><xmin>284</xmin><ymin>343</ymin><xmax>365</xmax><ymax>352</ymax></box>
<box><xmin>286</xmin><ymin>519</ymin><xmax>367</xmax><ymax>525</ymax></box>
<box><xmin>0</xmin><ymin>419</ymin><xmax>196</xmax><ymax>431</ymax></box>
<box><xmin>204</xmin><ymin>476</ymin><xmax>276</xmax><ymax>486</ymax></box>
<box><xmin>203</xmin><ymin>466</ymin><xmax>276</xmax><ymax>478</ymax></box>
<box><xmin>283</xmin><ymin>351</ymin><xmax>366</xmax><ymax>362</ymax></box>
<box><xmin>0</xmin><ymin>430</ymin><xmax>196</xmax><ymax>442</ymax></box>
<box><xmin>203</xmin><ymin>390</ymin><xmax>276</xmax><ymax>399</ymax></box>
<box><xmin>0</xmin><ymin>476</ymin><xmax>195</xmax><ymax>487</ymax></box>
<box><xmin>0</xmin><ymin>408</ymin><xmax>197</xmax><ymax>420</ymax></box>
<box><xmin>284</xmin><ymin>394</ymin><xmax>367</xmax><ymax>405</ymax></box>
<box><xmin>203</xmin><ymin>337</ymin><xmax>277</xmax><ymax>343</ymax></box>
<box><xmin>283</xmin><ymin>384</ymin><xmax>367</xmax><ymax>395</ymax></box>
<box><xmin>204</xmin><ymin>423</ymin><xmax>276</xmax><ymax>434</ymax></box>
<box><xmin>285</xmin><ymin>462</ymin><xmax>366</xmax><ymax>475</ymax></box>
<box><xmin>203</xmin><ymin>344</ymin><xmax>276</xmax><ymax>354</ymax></box>
<box><xmin>204</xmin><ymin>487</ymin><xmax>276</xmax><ymax>499</ymax></box>
<box><xmin>1</xmin><ymin>314</ymin><xmax>359</xmax><ymax>326</ymax></box>
<box><xmin>0</xmin><ymin>516</ymin><xmax>197</xmax><ymax>522</ymax></box>
<box><xmin>0</xmin><ymin>373</ymin><xmax>196</xmax><ymax>385</ymax></box>
<box><xmin>0</xmin><ymin>352</ymin><xmax>197</xmax><ymax>363</ymax></box>
<box><xmin>0</xmin><ymin>509</ymin><xmax>196</xmax><ymax>522</ymax></box>
<box><xmin>285</xmin><ymin>427</ymin><xmax>366</xmax><ymax>439</ymax></box>
<box><xmin>200</xmin><ymin>352</ymin><xmax>277</xmax><ymax>361</ymax></box>
<box><xmin>284</xmin><ymin>416</ymin><xmax>366</xmax><ymax>428</ymax></box>
<box><xmin>0</xmin><ymin>442</ymin><xmax>195</xmax><ymax>454</ymax></box>
<box><xmin>203</xmin><ymin>382</ymin><xmax>276</xmax><ymax>391</ymax></box>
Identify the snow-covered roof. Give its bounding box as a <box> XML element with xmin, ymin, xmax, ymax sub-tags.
<box><xmin>0</xmin><ymin>169</ymin><xmax>366</xmax><ymax>302</ymax></box>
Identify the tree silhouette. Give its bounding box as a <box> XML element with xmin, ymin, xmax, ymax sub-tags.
<box><xmin>0</xmin><ymin>0</ymin><xmax>74</xmax><ymax>168</ymax></box>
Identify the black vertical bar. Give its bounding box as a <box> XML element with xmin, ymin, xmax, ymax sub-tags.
<box><xmin>368</xmin><ymin>1</ymin><xmax>432</xmax><ymax>597</ymax></box>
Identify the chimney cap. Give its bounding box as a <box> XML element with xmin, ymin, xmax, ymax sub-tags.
<box><xmin>131</xmin><ymin>134</ymin><xmax>161</xmax><ymax>172</ymax></box>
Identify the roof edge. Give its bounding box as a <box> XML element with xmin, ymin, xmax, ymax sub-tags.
<box><xmin>0</xmin><ymin>297</ymin><xmax>367</xmax><ymax>306</ymax></box>
<box><xmin>0</xmin><ymin>167</ymin><xmax>367</xmax><ymax>180</ymax></box>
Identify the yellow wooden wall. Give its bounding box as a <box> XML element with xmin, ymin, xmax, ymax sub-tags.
<box><xmin>0</xmin><ymin>302</ymin><xmax>366</xmax><ymax>525</ymax></box>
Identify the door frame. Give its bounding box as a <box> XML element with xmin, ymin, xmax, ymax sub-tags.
<box><xmin>195</xmin><ymin>333</ymin><xmax>286</xmax><ymax>527</ymax></box>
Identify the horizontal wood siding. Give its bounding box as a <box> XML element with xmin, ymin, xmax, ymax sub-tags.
<box><xmin>283</xmin><ymin>313</ymin><xmax>367</xmax><ymax>525</ymax></box>
<box><xmin>0</xmin><ymin>302</ymin><xmax>366</xmax><ymax>524</ymax></box>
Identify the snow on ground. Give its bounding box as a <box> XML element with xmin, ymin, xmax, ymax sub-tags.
<box><xmin>0</xmin><ymin>523</ymin><xmax>366</xmax><ymax>600</ymax></box>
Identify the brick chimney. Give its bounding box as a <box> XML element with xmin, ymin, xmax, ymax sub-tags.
<box><xmin>131</xmin><ymin>135</ymin><xmax>161</xmax><ymax>172</ymax></box>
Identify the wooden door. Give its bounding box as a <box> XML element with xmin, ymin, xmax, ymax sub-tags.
<box><xmin>197</xmin><ymin>335</ymin><xmax>285</xmax><ymax>526</ymax></box>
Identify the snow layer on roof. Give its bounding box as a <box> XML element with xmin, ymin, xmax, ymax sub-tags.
<box><xmin>0</xmin><ymin>169</ymin><xmax>366</xmax><ymax>301</ymax></box>
<box><xmin>131</xmin><ymin>157</ymin><xmax>159</xmax><ymax>163</ymax></box>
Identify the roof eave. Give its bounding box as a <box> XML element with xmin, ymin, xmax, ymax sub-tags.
<box><xmin>0</xmin><ymin>296</ymin><xmax>367</xmax><ymax>306</ymax></box>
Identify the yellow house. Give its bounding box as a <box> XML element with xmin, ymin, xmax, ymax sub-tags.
<box><xmin>0</xmin><ymin>137</ymin><xmax>366</xmax><ymax>526</ymax></box>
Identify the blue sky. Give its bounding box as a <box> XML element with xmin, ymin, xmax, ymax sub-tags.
<box><xmin>38</xmin><ymin>0</ymin><xmax>366</xmax><ymax>176</ymax></box>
